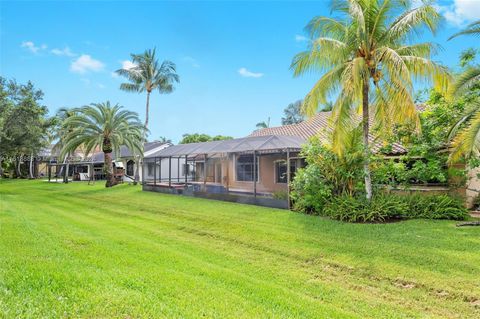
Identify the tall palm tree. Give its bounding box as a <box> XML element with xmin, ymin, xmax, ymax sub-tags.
<box><xmin>60</xmin><ymin>102</ymin><xmax>144</xmax><ymax>187</ymax></box>
<box><xmin>448</xmin><ymin>20</ymin><xmax>480</xmax><ymax>162</ymax></box>
<box><xmin>291</xmin><ymin>0</ymin><xmax>448</xmax><ymax>199</ymax></box>
<box><xmin>116</xmin><ymin>48</ymin><xmax>179</xmax><ymax>131</ymax></box>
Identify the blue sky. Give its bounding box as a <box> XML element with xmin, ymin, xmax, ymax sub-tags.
<box><xmin>1</xmin><ymin>0</ymin><xmax>479</xmax><ymax>143</ymax></box>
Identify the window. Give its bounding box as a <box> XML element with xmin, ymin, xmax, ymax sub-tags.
<box><xmin>236</xmin><ymin>154</ymin><xmax>259</xmax><ymax>182</ymax></box>
<box><xmin>275</xmin><ymin>161</ymin><xmax>287</xmax><ymax>183</ymax></box>
<box><xmin>275</xmin><ymin>160</ymin><xmax>297</xmax><ymax>183</ymax></box>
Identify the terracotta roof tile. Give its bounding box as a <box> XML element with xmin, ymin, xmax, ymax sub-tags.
<box><xmin>249</xmin><ymin>111</ymin><xmax>407</xmax><ymax>154</ymax></box>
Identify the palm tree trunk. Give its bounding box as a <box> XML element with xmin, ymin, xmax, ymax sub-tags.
<box><xmin>64</xmin><ymin>156</ymin><xmax>70</xmax><ymax>184</ymax></box>
<box><xmin>133</xmin><ymin>155</ymin><xmax>140</xmax><ymax>185</ymax></box>
<box><xmin>104</xmin><ymin>151</ymin><xmax>116</xmax><ymax>187</ymax></box>
<box><xmin>362</xmin><ymin>81</ymin><xmax>373</xmax><ymax>200</ymax></box>
<box><xmin>29</xmin><ymin>153</ymin><xmax>34</xmax><ymax>179</ymax></box>
<box><xmin>145</xmin><ymin>91</ymin><xmax>151</xmax><ymax>130</ymax></box>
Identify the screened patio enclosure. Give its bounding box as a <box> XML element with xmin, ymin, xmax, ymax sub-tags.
<box><xmin>142</xmin><ymin>135</ymin><xmax>305</xmax><ymax>209</ymax></box>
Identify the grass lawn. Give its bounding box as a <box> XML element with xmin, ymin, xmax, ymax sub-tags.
<box><xmin>0</xmin><ymin>180</ymin><xmax>479</xmax><ymax>318</ymax></box>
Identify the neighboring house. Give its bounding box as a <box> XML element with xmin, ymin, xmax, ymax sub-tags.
<box><xmin>42</xmin><ymin>141</ymin><xmax>171</xmax><ymax>182</ymax></box>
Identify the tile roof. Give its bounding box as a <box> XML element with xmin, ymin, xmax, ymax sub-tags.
<box><xmin>249</xmin><ymin>111</ymin><xmax>407</xmax><ymax>154</ymax></box>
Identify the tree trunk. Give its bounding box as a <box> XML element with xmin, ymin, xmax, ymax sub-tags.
<box><xmin>16</xmin><ymin>154</ymin><xmax>23</xmax><ymax>178</ymax></box>
<box><xmin>362</xmin><ymin>81</ymin><xmax>373</xmax><ymax>200</ymax></box>
<box><xmin>145</xmin><ymin>91</ymin><xmax>151</xmax><ymax>131</ymax></box>
<box><xmin>29</xmin><ymin>153</ymin><xmax>34</xmax><ymax>179</ymax></box>
<box><xmin>133</xmin><ymin>155</ymin><xmax>140</xmax><ymax>185</ymax></box>
<box><xmin>0</xmin><ymin>158</ymin><xmax>3</xmax><ymax>178</ymax></box>
<box><xmin>64</xmin><ymin>157</ymin><xmax>70</xmax><ymax>184</ymax></box>
<box><xmin>104</xmin><ymin>151</ymin><xmax>117</xmax><ymax>187</ymax></box>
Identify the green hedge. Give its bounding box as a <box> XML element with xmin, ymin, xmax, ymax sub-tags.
<box><xmin>319</xmin><ymin>194</ymin><xmax>469</xmax><ymax>223</ymax></box>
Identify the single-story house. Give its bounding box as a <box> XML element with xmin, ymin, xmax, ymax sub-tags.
<box><xmin>142</xmin><ymin>110</ymin><xmax>480</xmax><ymax>208</ymax></box>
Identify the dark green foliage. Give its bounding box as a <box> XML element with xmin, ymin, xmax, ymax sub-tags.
<box><xmin>290</xmin><ymin>164</ymin><xmax>332</xmax><ymax>214</ymax></box>
<box><xmin>323</xmin><ymin>194</ymin><xmax>408</xmax><ymax>223</ymax></box>
<box><xmin>290</xmin><ymin>133</ymin><xmax>364</xmax><ymax>213</ymax></box>
<box><xmin>403</xmin><ymin>194</ymin><xmax>469</xmax><ymax>220</ymax></box>
<box><xmin>323</xmin><ymin>193</ymin><xmax>468</xmax><ymax>223</ymax></box>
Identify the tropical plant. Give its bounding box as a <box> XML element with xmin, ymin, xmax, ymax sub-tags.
<box><xmin>448</xmin><ymin>20</ymin><xmax>480</xmax><ymax>162</ymax></box>
<box><xmin>60</xmin><ymin>102</ymin><xmax>144</xmax><ymax>187</ymax></box>
<box><xmin>291</xmin><ymin>129</ymin><xmax>364</xmax><ymax>213</ymax></box>
<box><xmin>116</xmin><ymin>48</ymin><xmax>179</xmax><ymax>131</ymax></box>
<box><xmin>53</xmin><ymin>107</ymin><xmax>78</xmax><ymax>183</ymax></box>
<box><xmin>256</xmin><ymin>117</ymin><xmax>270</xmax><ymax>129</ymax></box>
<box><xmin>282</xmin><ymin>100</ymin><xmax>305</xmax><ymax>125</ymax></box>
<box><xmin>291</xmin><ymin>0</ymin><xmax>448</xmax><ymax>199</ymax></box>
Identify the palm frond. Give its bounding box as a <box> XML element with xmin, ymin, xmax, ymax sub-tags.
<box><xmin>448</xmin><ymin>20</ymin><xmax>480</xmax><ymax>40</ymax></box>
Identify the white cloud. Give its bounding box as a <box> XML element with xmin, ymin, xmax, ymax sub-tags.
<box><xmin>121</xmin><ymin>60</ymin><xmax>137</xmax><ymax>70</ymax></box>
<box><xmin>295</xmin><ymin>34</ymin><xmax>308</xmax><ymax>42</ymax></box>
<box><xmin>183</xmin><ymin>56</ymin><xmax>200</xmax><ymax>68</ymax></box>
<box><xmin>51</xmin><ymin>47</ymin><xmax>75</xmax><ymax>57</ymax></box>
<box><xmin>70</xmin><ymin>54</ymin><xmax>105</xmax><ymax>74</ymax></box>
<box><xmin>437</xmin><ymin>0</ymin><xmax>480</xmax><ymax>26</ymax></box>
<box><xmin>21</xmin><ymin>41</ymin><xmax>47</xmax><ymax>53</ymax></box>
<box><xmin>238</xmin><ymin>67</ymin><xmax>264</xmax><ymax>78</ymax></box>
<box><xmin>111</xmin><ymin>72</ymin><xmax>119</xmax><ymax>78</ymax></box>
<box><xmin>98</xmin><ymin>83</ymin><xmax>106</xmax><ymax>89</ymax></box>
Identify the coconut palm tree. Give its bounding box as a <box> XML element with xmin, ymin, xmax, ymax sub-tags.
<box><xmin>291</xmin><ymin>0</ymin><xmax>448</xmax><ymax>199</ymax></box>
<box><xmin>448</xmin><ymin>20</ymin><xmax>480</xmax><ymax>162</ymax></box>
<box><xmin>60</xmin><ymin>102</ymin><xmax>144</xmax><ymax>187</ymax></box>
<box><xmin>116</xmin><ymin>48</ymin><xmax>179</xmax><ymax>131</ymax></box>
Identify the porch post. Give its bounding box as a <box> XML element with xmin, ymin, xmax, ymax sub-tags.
<box><xmin>185</xmin><ymin>155</ymin><xmax>188</xmax><ymax>186</ymax></box>
<box><xmin>168</xmin><ymin>156</ymin><xmax>172</xmax><ymax>187</ymax></box>
<box><xmin>141</xmin><ymin>160</ymin><xmax>144</xmax><ymax>185</ymax></box>
<box><xmin>153</xmin><ymin>157</ymin><xmax>157</xmax><ymax>186</ymax></box>
<box><xmin>177</xmin><ymin>157</ymin><xmax>180</xmax><ymax>183</ymax></box>
<box><xmin>225</xmin><ymin>154</ymin><xmax>229</xmax><ymax>192</ymax></box>
<box><xmin>286</xmin><ymin>149</ymin><xmax>291</xmax><ymax>210</ymax></box>
<box><xmin>203</xmin><ymin>154</ymin><xmax>207</xmax><ymax>189</ymax></box>
<box><xmin>48</xmin><ymin>164</ymin><xmax>51</xmax><ymax>182</ymax></box>
<box><xmin>253</xmin><ymin>151</ymin><xmax>257</xmax><ymax>198</ymax></box>
<box><xmin>159</xmin><ymin>157</ymin><xmax>162</xmax><ymax>183</ymax></box>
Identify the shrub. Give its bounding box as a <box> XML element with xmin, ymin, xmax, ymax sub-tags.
<box><xmin>323</xmin><ymin>194</ymin><xmax>408</xmax><ymax>223</ymax></box>
<box><xmin>290</xmin><ymin>133</ymin><xmax>364</xmax><ymax>214</ymax></box>
<box><xmin>404</xmin><ymin>194</ymin><xmax>469</xmax><ymax>220</ymax></box>
<box><xmin>322</xmin><ymin>193</ymin><xmax>468</xmax><ymax>223</ymax></box>
<box><xmin>290</xmin><ymin>165</ymin><xmax>332</xmax><ymax>214</ymax></box>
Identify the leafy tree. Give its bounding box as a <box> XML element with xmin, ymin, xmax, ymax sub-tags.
<box><xmin>291</xmin><ymin>0</ymin><xmax>448</xmax><ymax>199</ymax></box>
<box><xmin>60</xmin><ymin>102</ymin><xmax>144</xmax><ymax>187</ymax></box>
<box><xmin>282</xmin><ymin>100</ymin><xmax>305</xmax><ymax>125</ymax></box>
<box><xmin>116</xmin><ymin>48</ymin><xmax>179</xmax><ymax>131</ymax></box>
<box><xmin>0</xmin><ymin>78</ymin><xmax>53</xmax><ymax>178</ymax></box>
<box><xmin>179</xmin><ymin>133</ymin><xmax>233</xmax><ymax>144</ymax></box>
